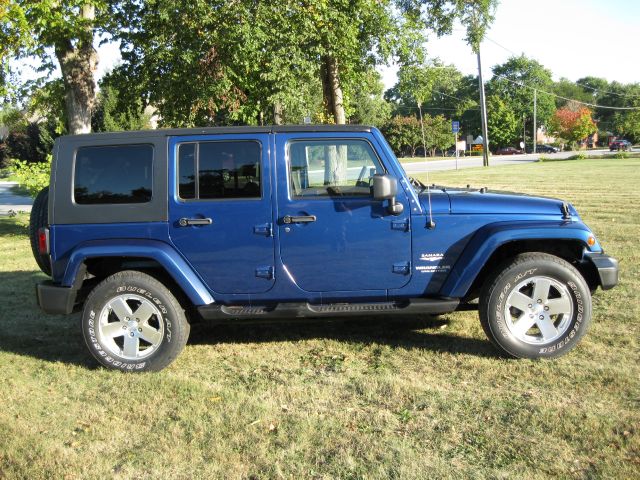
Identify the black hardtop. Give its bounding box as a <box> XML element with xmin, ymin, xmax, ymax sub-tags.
<box><xmin>56</xmin><ymin>124</ymin><xmax>373</xmax><ymax>142</ymax></box>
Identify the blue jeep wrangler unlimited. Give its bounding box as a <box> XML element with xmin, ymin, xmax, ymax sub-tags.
<box><xmin>31</xmin><ymin>126</ymin><xmax>618</xmax><ymax>371</ymax></box>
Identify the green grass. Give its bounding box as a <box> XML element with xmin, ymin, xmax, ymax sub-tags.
<box><xmin>1</xmin><ymin>158</ymin><xmax>639</xmax><ymax>479</ymax></box>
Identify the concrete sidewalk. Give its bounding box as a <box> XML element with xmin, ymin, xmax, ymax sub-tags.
<box><xmin>0</xmin><ymin>181</ymin><xmax>33</xmax><ymax>215</ymax></box>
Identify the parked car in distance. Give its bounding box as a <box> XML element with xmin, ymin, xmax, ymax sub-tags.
<box><xmin>536</xmin><ymin>144</ymin><xmax>560</xmax><ymax>153</ymax></box>
<box><xmin>609</xmin><ymin>140</ymin><xmax>632</xmax><ymax>151</ymax></box>
<box><xmin>495</xmin><ymin>147</ymin><xmax>523</xmax><ymax>155</ymax></box>
<box><xmin>32</xmin><ymin>125</ymin><xmax>618</xmax><ymax>371</ymax></box>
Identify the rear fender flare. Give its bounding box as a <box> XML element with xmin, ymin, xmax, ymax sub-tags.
<box><xmin>439</xmin><ymin>221</ymin><xmax>599</xmax><ymax>298</ymax></box>
<box><xmin>62</xmin><ymin>239</ymin><xmax>214</xmax><ymax>305</ymax></box>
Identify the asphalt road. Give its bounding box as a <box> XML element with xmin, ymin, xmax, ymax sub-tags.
<box><xmin>0</xmin><ymin>181</ymin><xmax>33</xmax><ymax>214</ymax></box>
<box><xmin>401</xmin><ymin>149</ymin><xmax>613</xmax><ymax>173</ymax></box>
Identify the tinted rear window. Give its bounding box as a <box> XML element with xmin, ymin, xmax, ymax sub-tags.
<box><xmin>74</xmin><ymin>145</ymin><xmax>153</xmax><ymax>204</ymax></box>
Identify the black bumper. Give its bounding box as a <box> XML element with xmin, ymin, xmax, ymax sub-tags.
<box><xmin>585</xmin><ymin>253</ymin><xmax>619</xmax><ymax>290</ymax></box>
<box><xmin>36</xmin><ymin>281</ymin><xmax>78</xmax><ymax>315</ymax></box>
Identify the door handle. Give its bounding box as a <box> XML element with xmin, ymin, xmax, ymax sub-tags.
<box><xmin>282</xmin><ymin>215</ymin><xmax>317</xmax><ymax>224</ymax></box>
<box><xmin>178</xmin><ymin>217</ymin><xmax>213</xmax><ymax>227</ymax></box>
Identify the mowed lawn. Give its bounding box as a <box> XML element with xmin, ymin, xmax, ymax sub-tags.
<box><xmin>0</xmin><ymin>158</ymin><xmax>638</xmax><ymax>479</ymax></box>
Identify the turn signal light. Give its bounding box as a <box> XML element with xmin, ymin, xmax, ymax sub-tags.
<box><xmin>587</xmin><ymin>235</ymin><xmax>596</xmax><ymax>247</ymax></box>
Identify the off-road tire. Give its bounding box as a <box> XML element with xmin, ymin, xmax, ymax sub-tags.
<box><xmin>29</xmin><ymin>186</ymin><xmax>51</xmax><ymax>276</ymax></box>
<box><xmin>81</xmin><ymin>270</ymin><xmax>190</xmax><ymax>372</ymax></box>
<box><xmin>479</xmin><ymin>253</ymin><xmax>592</xmax><ymax>359</ymax></box>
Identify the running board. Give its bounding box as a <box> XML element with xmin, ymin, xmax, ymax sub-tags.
<box><xmin>197</xmin><ymin>298</ymin><xmax>460</xmax><ymax>321</ymax></box>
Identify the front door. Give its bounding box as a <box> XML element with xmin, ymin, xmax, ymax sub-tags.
<box><xmin>168</xmin><ymin>134</ymin><xmax>275</xmax><ymax>294</ymax></box>
<box><xmin>276</xmin><ymin>133</ymin><xmax>412</xmax><ymax>292</ymax></box>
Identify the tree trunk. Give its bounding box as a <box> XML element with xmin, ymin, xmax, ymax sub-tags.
<box><xmin>320</xmin><ymin>56</ymin><xmax>347</xmax><ymax>185</ymax></box>
<box><xmin>55</xmin><ymin>4</ymin><xmax>98</xmax><ymax>135</ymax></box>
<box><xmin>273</xmin><ymin>101</ymin><xmax>283</xmax><ymax>125</ymax></box>
<box><xmin>321</xmin><ymin>55</ymin><xmax>346</xmax><ymax>125</ymax></box>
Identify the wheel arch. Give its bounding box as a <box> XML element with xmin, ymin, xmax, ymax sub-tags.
<box><xmin>440</xmin><ymin>222</ymin><xmax>600</xmax><ymax>299</ymax></box>
<box><xmin>62</xmin><ymin>239</ymin><xmax>214</xmax><ymax>306</ymax></box>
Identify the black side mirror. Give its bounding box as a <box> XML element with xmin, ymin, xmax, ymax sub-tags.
<box><xmin>372</xmin><ymin>174</ymin><xmax>404</xmax><ymax>215</ymax></box>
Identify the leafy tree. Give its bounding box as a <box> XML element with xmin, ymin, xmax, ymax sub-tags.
<box><xmin>399</xmin><ymin>0</ymin><xmax>498</xmax><ymax>52</ymax></box>
<box><xmin>553</xmin><ymin>78</ymin><xmax>594</xmax><ymax>109</ymax></box>
<box><xmin>381</xmin><ymin>116</ymin><xmax>422</xmax><ymax>156</ymax></box>
<box><xmin>0</xmin><ymin>106</ymin><xmax>57</xmax><ymax>165</ymax></box>
<box><xmin>349</xmin><ymin>70</ymin><xmax>392</xmax><ymax>126</ymax></box>
<box><xmin>548</xmin><ymin>107</ymin><xmax>597</xmax><ymax>146</ymax></box>
<box><xmin>109</xmin><ymin>0</ymin><xmax>418</xmax><ymax>127</ymax></box>
<box><xmin>613</xmin><ymin>111</ymin><xmax>640</xmax><ymax>143</ymax></box>
<box><xmin>487</xmin><ymin>55</ymin><xmax>556</xmax><ymax>144</ymax></box>
<box><xmin>486</xmin><ymin>95</ymin><xmax>518</xmax><ymax>148</ymax></box>
<box><xmin>3</xmin><ymin>1</ymin><xmax>109</xmax><ymax>134</ymax></box>
<box><xmin>91</xmin><ymin>75</ymin><xmax>151</xmax><ymax>132</ymax></box>
<box><xmin>423</xmin><ymin>114</ymin><xmax>454</xmax><ymax>156</ymax></box>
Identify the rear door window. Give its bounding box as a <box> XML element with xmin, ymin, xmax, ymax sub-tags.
<box><xmin>177</xmin><ymin>141</ymin><xmax>261</xmax><ymax>200</ymax></box>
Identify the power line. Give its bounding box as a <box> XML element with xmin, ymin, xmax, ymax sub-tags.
<box><xmin>574</xmin><ymin>81</ymin><xmax>640</xmax><ymax>100</ymax></box>
<box><xmin>492</xmin><ymin>73</ymin><xmax>640</xmax><ymax>111</ymax></box>
<box><xmin>484</xmin><ymin>36</ymin><xmax>519</xmax><ymax>57</ymax></box>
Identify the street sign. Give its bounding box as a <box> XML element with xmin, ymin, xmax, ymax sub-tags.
<box><xmin>451</xmin><ymin>120</ymin><xmax>460</xmax><ymax>133</ymax></box>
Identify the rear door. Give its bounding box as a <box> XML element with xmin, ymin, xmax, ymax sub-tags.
<box><xmin>275</xmin><ymin>133</ymin><xmax>412</xmax><ymax>292</ymax></box>
<box><xmin>168</xmin><ymin>134</ymin><xmax>275</xmax><ymax>294</ymax></box>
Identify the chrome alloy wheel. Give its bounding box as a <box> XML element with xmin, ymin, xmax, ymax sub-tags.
<box><xmin>504</xmin><ymin>276</ymin><xmax>573</xmax><ymax>345</ymax></box>
<box><xmin>97</xmin><ymin>294</ymin><xmax>164</xmax><ymax>360</ymax></box>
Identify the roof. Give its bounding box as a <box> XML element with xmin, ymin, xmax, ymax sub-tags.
<box><xmin>58</xmin><ymin>124</ymin><xmax>374</xmax><ymax>141</ymax></box>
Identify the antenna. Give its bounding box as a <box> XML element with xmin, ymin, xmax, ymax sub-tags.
<box><xmin>417</xmin><ymin>102</ymin><xmax>436</xmax><ymax>229</ymax></box>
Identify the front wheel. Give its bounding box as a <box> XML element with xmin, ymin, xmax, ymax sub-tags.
<box><xmin>479</xmin><ymin>253</ymin><xmax>592</xmax><ymax>359</ymax></box>
<box><xmin>81</xmin><ymin>270</ymin><xmax>190</xmax><ymax>372</ymax></box>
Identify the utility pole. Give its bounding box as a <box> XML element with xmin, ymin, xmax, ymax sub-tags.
<box><xmin>523</xmin><ymin>114</ymin><xmax>526</xmax><ymax>152</ymax></box>
<box><xmin>476</xmin><ymin>47</ymin><xmax>490</xmax><ymax>167</ymax></box>
<box><xmin>533</xmin><ymin>89</ymin><xmax>537</xmax><ymax>154</ymax></box>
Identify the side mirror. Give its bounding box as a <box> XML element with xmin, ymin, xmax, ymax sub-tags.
<box><xmin>372</xmin><ymin>174</ymin><xmax>404</xmax><ymax>215</ymax></box>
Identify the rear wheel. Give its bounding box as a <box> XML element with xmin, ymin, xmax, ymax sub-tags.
<box><xmin>81</xmin><ymin>270</ymin><xmax>190</xmax><ymax>372</ymax></box>
<box><xmin>29</xmin><ymin>186</ymin><xmax>51</xmax><ymax>276</ymax></box>
<box><xmin>479</xmin><ymin>253</ymin><xmax>592</xmax><ymax>359</ymax></box>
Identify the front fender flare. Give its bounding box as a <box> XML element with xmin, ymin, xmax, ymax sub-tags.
<box><xmin>439</xmin><ymin>220</ymin><xmax>599</xmax><ymax>298</ymax></box>
<box><xmin>62</xmin><ymin>239</ymin><xmax>214</xmax><ymax>305</ymax></box>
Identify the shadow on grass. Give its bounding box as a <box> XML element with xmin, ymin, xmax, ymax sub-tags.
<box><xmin>0</xmin><ymin>215</ymin><xmax>29</xmax><ymax>236</ymax></box>
<box><xmin>0</xmin><ymin>270</ymin><xmax>95</xmax><ymax>369</ymax></box>
<box><xmin>0</xmin><ymin>270</ymin><xmax>499</xmax><ymax>369</ymax></box>
<box><xmin>188</xmin><ymin>315</ymin><xmax>499</xmax><ymax>359</ymax></box>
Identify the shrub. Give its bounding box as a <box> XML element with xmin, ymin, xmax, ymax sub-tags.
<box><xmin>11</xmin><ymin>155</ymin><xmax>51</xmax><ymax>197</ymax></box>
<box><xmin>538</xmin><ymin>155</ymin><xmax>548</xmax><ymax>162</ymax></box>
<box><xmin>612</xmin><ymin>152</ymin><xmax>629</xmax><ymax>159</ymax></box>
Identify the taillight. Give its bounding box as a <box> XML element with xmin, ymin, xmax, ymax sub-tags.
<box><xmin>37</xmin><ymin>227</ymin><xmax>49</xmax><ymax>255</ymax></box>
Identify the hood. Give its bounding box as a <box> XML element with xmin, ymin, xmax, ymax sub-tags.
<box><xmin>419</xmin><ymin>187</ymin><xmax>574</xmax><ymax>216</ymax></box>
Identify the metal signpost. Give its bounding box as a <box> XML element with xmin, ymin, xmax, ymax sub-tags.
<box><xmin>452</xmin><ymin>121</ymin><xmax>460</xmax><ymax>170</ymax></box>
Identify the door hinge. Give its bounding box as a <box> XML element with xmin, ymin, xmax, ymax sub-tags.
<box><xmin>253</xmin><ymin>223</ymin><xmax>273</xmax><ymax>237</ymax></box>
<box><xmin>392</xmin><ymin>262</ymin><xmax>411</xmax><ymax>275</ymax></box>
<box><xmin>255</xmin><ymin>266</ymin><xmax>274</xmax><ymax>280</ymax></box>
<box><xmin>391</xmin><ymin>218</ymin><xmax>410</xmax><ymax>232</ymax></box>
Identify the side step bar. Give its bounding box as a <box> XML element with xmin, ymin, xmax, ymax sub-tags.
<box><xmin>197</xmin><ymin>298</ymin><xmax>460</xmax><ymax>321</ymax></box>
